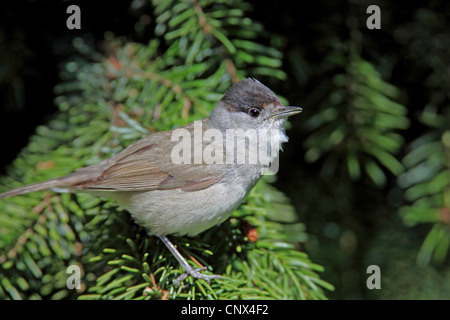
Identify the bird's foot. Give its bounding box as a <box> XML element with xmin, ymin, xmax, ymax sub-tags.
<box><xmin>174</xmin><ymin>266</ymin><xmax>221</xmax><ymax>286</ymax></box>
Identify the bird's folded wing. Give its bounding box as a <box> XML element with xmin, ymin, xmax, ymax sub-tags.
<box><xmin>70</xmin><ymin>126</ymin><xmax>225</xmax><ymax>192</ymax></box>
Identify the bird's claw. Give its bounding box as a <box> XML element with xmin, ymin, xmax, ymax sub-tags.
<box><xmin>174</xmin><ymin>266</ymin><xmax>221</xmax><ymax>286</ymax></box>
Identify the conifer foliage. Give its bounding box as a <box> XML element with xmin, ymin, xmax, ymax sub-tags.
<box><xmin>303</xmin><ymin>44</ymin><xmax>409</xmax><ymax>187</ymax></box>
<box><xmin>0</xmin><ymin>0</ymin><xmax>332</xmax><ymax>299</ymax></box>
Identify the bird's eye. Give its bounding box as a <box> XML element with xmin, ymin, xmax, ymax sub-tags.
<box><xmin>248</xmin><ymin>108</ymin><xmax>260</xmax><ymax>118</ymax></box>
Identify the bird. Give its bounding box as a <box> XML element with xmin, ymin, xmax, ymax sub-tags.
<box><xmin>0</xmin><ymin>78</ymin><xmax>302</xmax><ymax>285</ymax></box>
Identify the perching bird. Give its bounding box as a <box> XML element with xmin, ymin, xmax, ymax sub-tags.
<box><xmin>0</xmin><ymin>78</ymin><xmax>302</xmax><ymax>285</ymax></box>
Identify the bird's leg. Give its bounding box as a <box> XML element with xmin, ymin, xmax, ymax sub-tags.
<box><xmin>158</xmin><ymin>235</ymin><xmax>221</xmax><ymax>286</ymax></box>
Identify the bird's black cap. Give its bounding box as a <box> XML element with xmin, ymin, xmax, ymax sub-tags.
<box><xmin>221</xmin><ymin>78</ymin><xmax>282</xmax><ymax>113</ymax></box>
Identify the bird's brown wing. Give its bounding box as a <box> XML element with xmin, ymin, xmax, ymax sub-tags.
<box><xmin>0</xmin><ymin>120</ymin><xmax>225</xmax><ymax>199</ymax></box>
<box><xmin>70</xmin><ymin>120</ymin><xmax>225</xmax><ymax>192</ymax></box>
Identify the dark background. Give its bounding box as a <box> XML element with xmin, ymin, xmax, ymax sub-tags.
<box><xmin>1</xmin><ymin>0</ymin><xmax>449</xmax><ymax>299</ymax></box>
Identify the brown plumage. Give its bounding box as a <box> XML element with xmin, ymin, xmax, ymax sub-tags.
<box><xmin>0</xmin><ymin>119</ymin><xmax>225</xmax><ymax>198</ymax></box>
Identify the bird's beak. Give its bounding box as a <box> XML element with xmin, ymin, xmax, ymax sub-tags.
<box><xmin>270</xmin><ymin>106</ymin><xmax>303</xmax><ymax>120</ymax></box>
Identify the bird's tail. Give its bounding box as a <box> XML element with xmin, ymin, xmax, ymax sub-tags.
<box><xmin>0</xmin><ymin>176</ymin><xmax>74</xmax><ymax>199</ymax></box>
